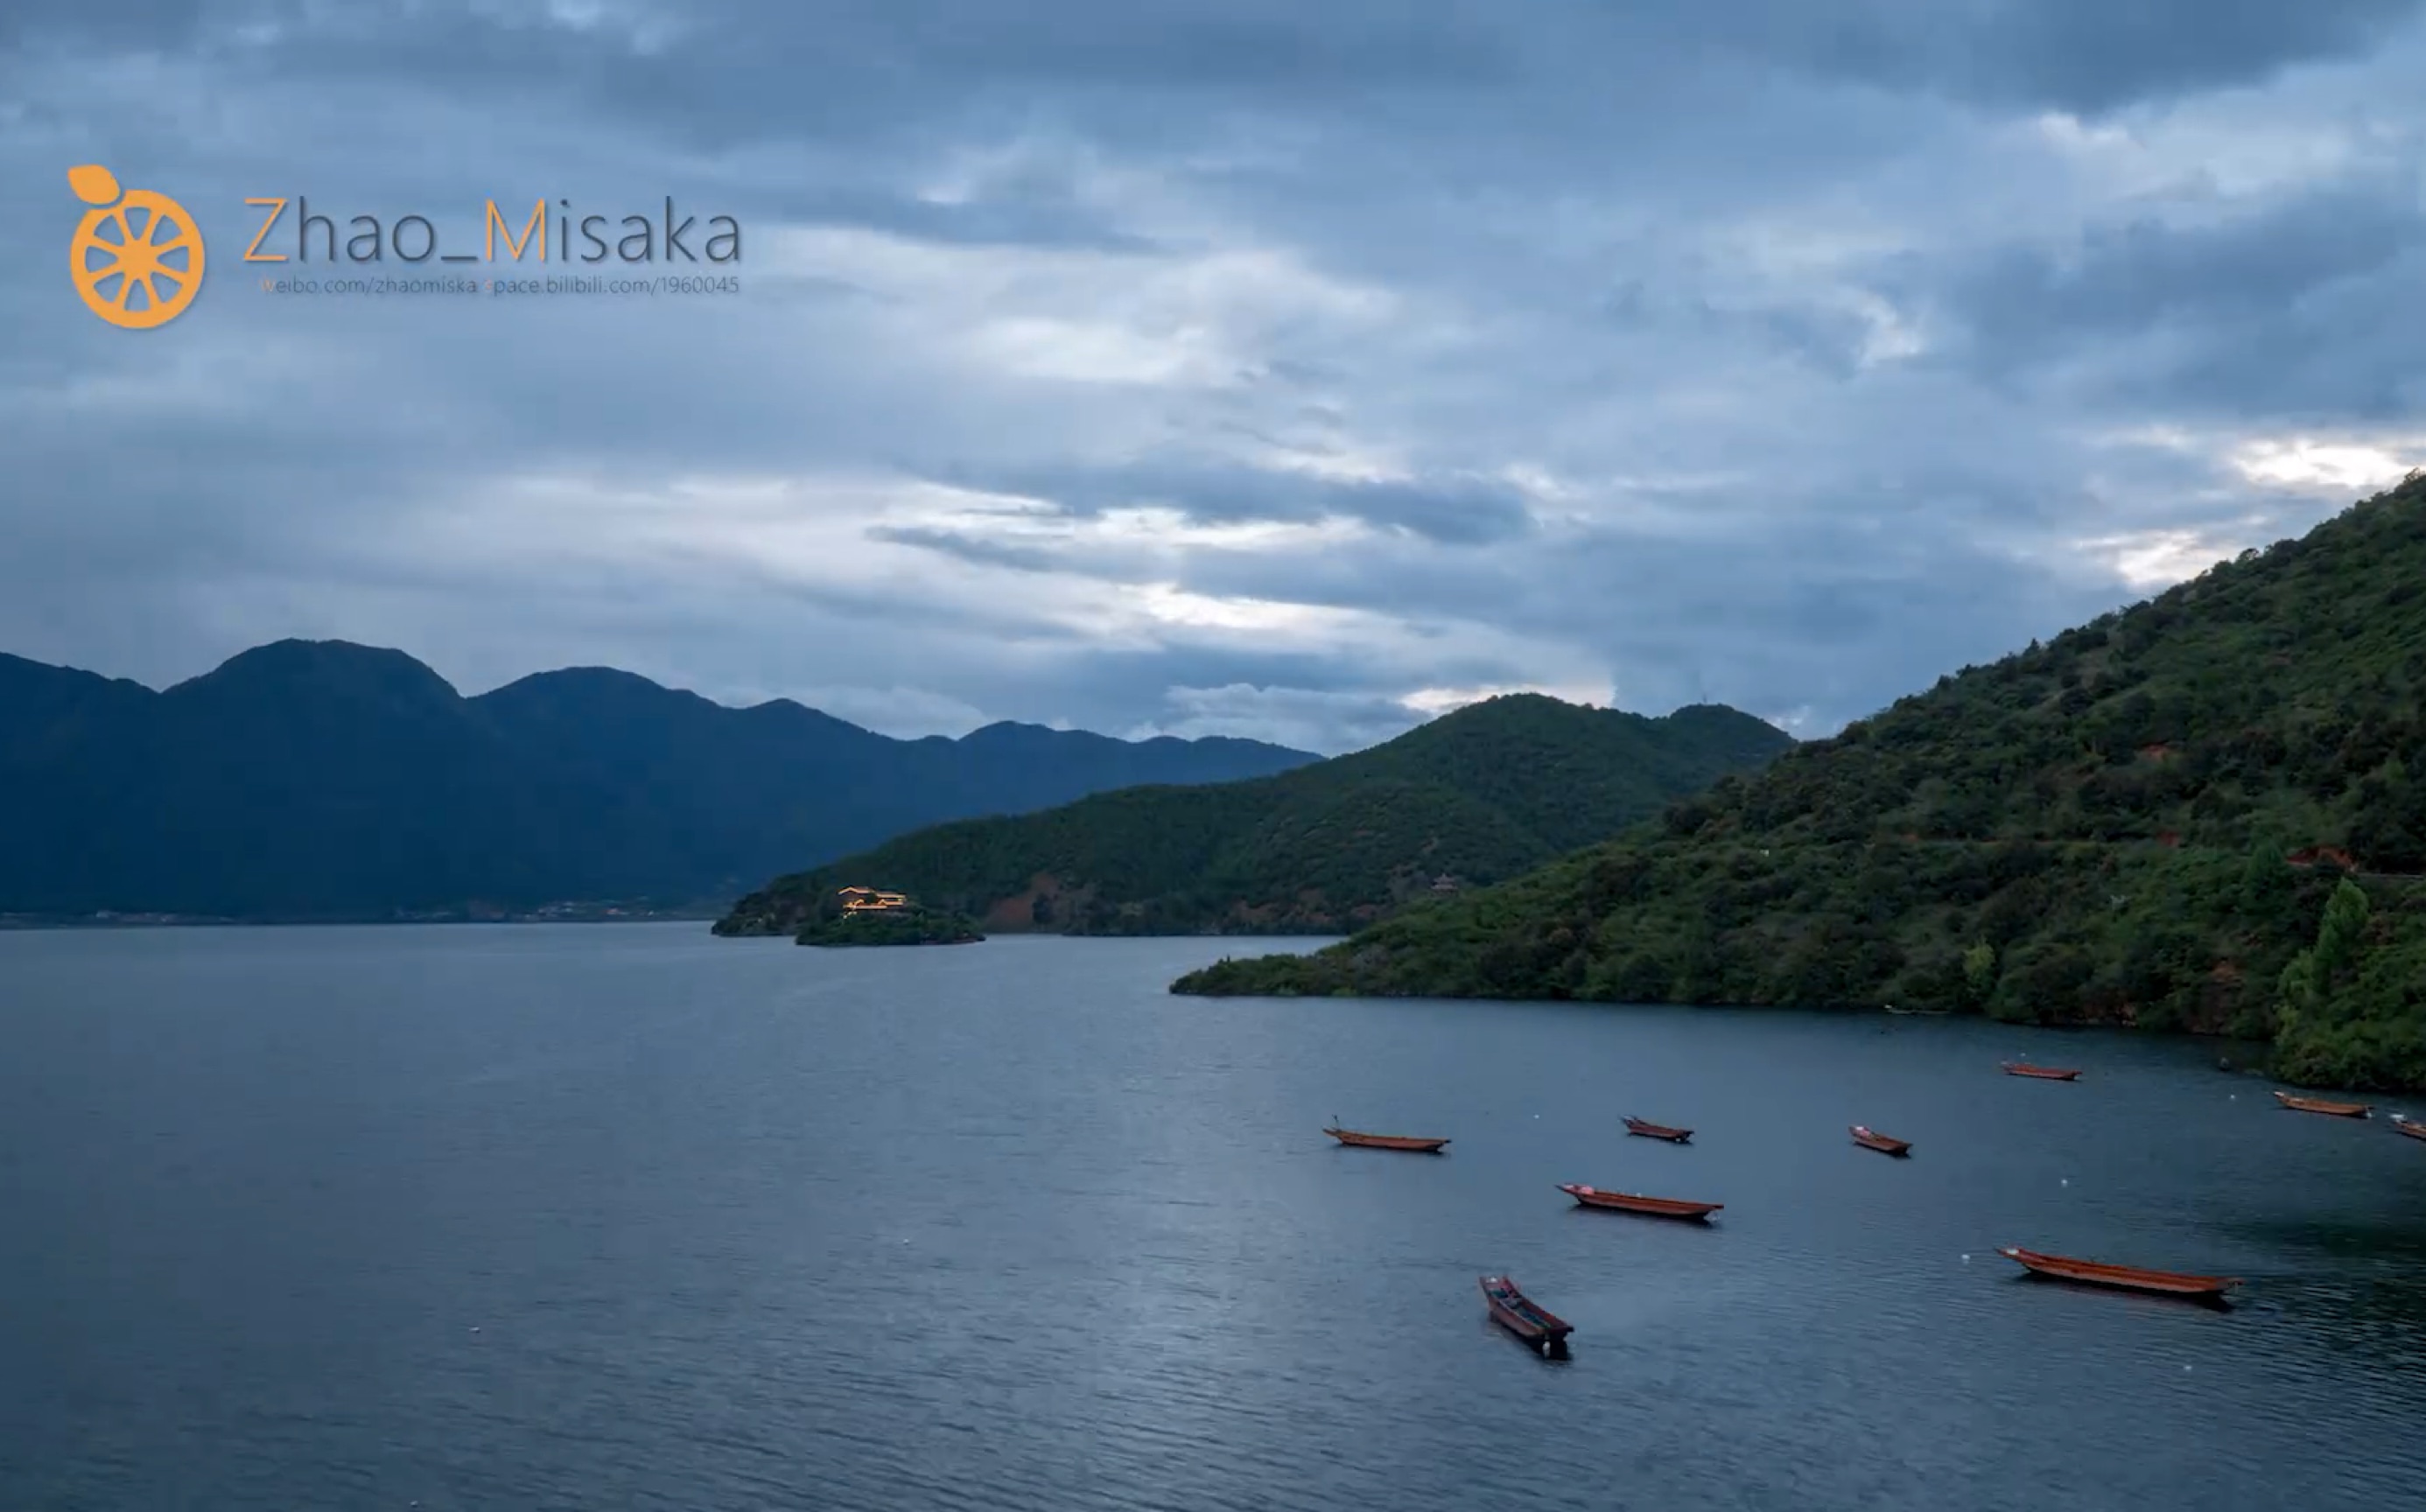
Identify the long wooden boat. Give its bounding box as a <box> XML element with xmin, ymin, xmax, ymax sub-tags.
<box><xmin>2392</xmin><ymin>1115</ymin><xmax>2426</xmax><ymax>1143</ymax></box>
<box><xmin>1558</xmin><ymin>1183</ymin><xmax>1721</xmax><ymax>1221</ymax></box>
<box><xmin>2002</xmin><ymin>1061</ymin><xmax>2081</xmax><ymax>1082</ymax></box>
<box><xmin>1623</xmin><ymin>1116</ymin><xmax>1693</xmax><ymax>1144</ymax></box>
<box><xmin>1997</xmin><ymin>1245</ymin><xmax>2240</xmax><ymax>1299</ymax></box>
<box><xmin>2272</xmin><ymin>1090</ymin><xmax>2371</xmax><ymax>1118</ymax></box>
<box><xmin>1323</xmin><ymin>1125</ymin><xmax>1449</xmax><ymax>1152</ymax></box>
<box><xmin>1479</xmin><ymin>1274</ymin><xmax>1573</xmax><ymax>1351</ymax></box>
<box><xmin>1849</xmin><ymin>1124</ymin><xmax>1911</xmax><ymax>1156</ymax></box>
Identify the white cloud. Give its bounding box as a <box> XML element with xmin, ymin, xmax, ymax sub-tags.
<box><xmin>5</xmin><ymin>1</ymin><xmax>2424</xmax><ymax>756</ymax></box>
<box><xmin>1400</xmin><ymin>682</ymin><xmax>1609</xmax><ymax>717</ymax></box>
<box><xmin>2229</xmin><ymin>436</ymin><xmax>2426</xmax><ymax>493</ymax></box>
<box><xmin>2072</xmin><ymin>528</ymin><xmax>2249</xmax><ymax>592</ymax></box>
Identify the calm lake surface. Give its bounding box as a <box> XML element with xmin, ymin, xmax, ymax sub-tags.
<box><xmin>3</xmin><ymin>926</ymin><xmax>2422</xmax><ymax>1511</ymax></box>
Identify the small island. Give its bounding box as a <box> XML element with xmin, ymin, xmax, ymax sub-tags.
<box><xmin>794</xmin><ymin>886</ymin><xmax>985</xmax><ymax>948</ymax></box>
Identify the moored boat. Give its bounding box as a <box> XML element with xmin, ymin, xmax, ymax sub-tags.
<box><xmin>1323</xmin><ymin>1125</ymin><xmax>1449</xmax><ymax>1152</ymax></box>
<box><xmin>2002</xmin><ymin>1061</ymin><xmax>2081</xmax><ymax>1081</ymax></box>
<box><xmin>1623</xmin><ymin>1116</ymin><xmax>1693</xmax><ymax>1143</ymax></box>
<box><xmin>1996</xmin><ymin>1245</ymin><xmax>2240</xmax><ymax>1299</ymax></box>
<box><xmin>1479</xmin><ymin>1274</ymin><xmax>1573</xmax><ymax>1352</ymax></box>
<box><xmin>1849</xmin><ymin>1124</ymin><xmax>1911</xmax><ymax>1156</ymax></box>
<box><xmin>1558</xmin><ymin>1183</ymin><xmax>1721</xmax><ymax>1221</ymax></box>
<box><xmin>2272</xmin><ymin>1089</ymin><xmax>2371</xmax><ymax>1118</ymax></box>
<box><xmin>2392</xmin><ymin>1114</ymin><xmax>2426</xmax><ymax>1143</ymax></box>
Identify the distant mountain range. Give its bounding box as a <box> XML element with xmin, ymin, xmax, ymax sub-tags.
<box><xmin>715</xmin><ymin>693</ymin><xmax>1793</xmax><ymax>939</ymax></box>
<box><xmin>0</xmin><ymin>640</ymin><xmax>1315</xmax><ymax>920</ymax></box>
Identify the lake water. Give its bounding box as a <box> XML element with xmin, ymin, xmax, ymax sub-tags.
<box><xmin>2</xmin><ymin>925</ymin><xmax>2422</xmax><ymax>1511</ymax></box>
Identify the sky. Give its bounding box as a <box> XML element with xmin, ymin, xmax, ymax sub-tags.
<box><xmin>4</xmin><ymin>1</ymin><xmax>2422</xmax><ymax>756</ymax></box>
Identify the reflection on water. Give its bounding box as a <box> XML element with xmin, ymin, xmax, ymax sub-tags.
<box><xmin>1</xmin><ymin>925</ymin><xmax>2422</xmax><ymax>1512</ymax></box>
<box><xmin>2226</xmin><ymin>1215</ymin><xmax>2426</xmax><ymax>1368</ymax></box>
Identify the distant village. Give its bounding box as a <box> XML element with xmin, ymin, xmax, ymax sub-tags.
<box><xmin>837</xmin><ymin>886</ymin><xmax>910</xmax><ymax>913</ymax></box>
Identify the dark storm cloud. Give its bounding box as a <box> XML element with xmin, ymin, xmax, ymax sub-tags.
<box><xmin>4</xmin><ymin>1</ymin><xmax>2423</xmax><ymax>754</ymax></box>
<box><xmin>1598</xmin><ymin>0</ymin><xmax>2426</xmax><ymax>115</ymax></box>
<box><xmin>1934</xmin><ymin>177</ymin><xmax>2426</xmax><ymax>420</ymax></box>
<box><xmin>0</xmin><ymin>0</ymin><xmax>212</xmax><ymax>49</ymax></box>
<box><xmin>26</xmin><ymin>2</ymin><xmax>2417</xmax><ymax>141</ymax></box>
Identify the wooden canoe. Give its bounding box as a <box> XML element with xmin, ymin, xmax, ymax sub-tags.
<box><xmin>2273</xmin><ymin>1090</ymin><xmax>2371</xmax><ymax>1118</ymax></box>
<box><xmin>1323</xmin><ymin>1126</ymin><xmax>1449</xmax><ymax>1152</ymax></box>
<box><xmin>1849</xmin><ymin>1124</ymin><xmax>1911</xmax><ymax>1156</ymax></box>
<box><xmin>1558</xmin><ymin>1183</ymin><xmax>1721</xmax><ymax>1221</ymax></box>
<box><xmin>1623</xmin><ymin>1116</ymin><xmax>1693</xmax><ymax>1143</ymax></box>
<box><xmin>1479</xmin><ymin>1274</ymin><xmax>1572</xmax><ymax>1350</ymax></box>
<box><xmin>2002</xmin><ymin>1061</ymin><xmax>2081</xmax><ymax>1081</ymax></box>
<box><xmin>1997</xmin><ymin>1245</ymin><xmax>2240</xmax><ymax>1299</ymax></box>
<box><xmin>2392</xmin><ymin>1115</ymin><xmax>2426</xmax><ymax>1143</ymax></box>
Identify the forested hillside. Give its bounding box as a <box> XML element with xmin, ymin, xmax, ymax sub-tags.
<box><xmin>1176</xmin><ymin>473</ymin><xmax>2426</xmax><ymax>1092</ymax></box>
<box><xmin>715</xmin><ymin>696</ymin><xmax>1791</xmax><ymax>937</ymax></box>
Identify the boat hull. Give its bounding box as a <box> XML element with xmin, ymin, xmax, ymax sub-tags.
<box><xmin>2394</xmin><ymin>1116</ymin><xmax>2426</xmax><ymax>1143</ymax></box>
<box><xmin>1479</xmin><ymin>1274</ymin><xmax>1572</xmax><ymax>1352</ymax></box>
<box><xmin>1559</xmin><ymin>1183</ymin><xmax>1721</xmax><ymax>1221</ymax></box>
<box><xmin>1997</xmin><ymin>1246</ymin><xmax>2239</xmax><ymax>1299</ymax></box>
<box><xmin>1850</xmin><ymin>1125</ymin><xmax>1911</xmax><ymax>1156</ymax></box>
<box><xmin>1623</xmin><ymin>1117</ymin><xmax>1693</xmax><ymax>1144</ymax></box>
<box><xmin>2273</xmin><ymin>1090</ymin><xmax>2371</xmax><ymax>1118</ymax></box>
<box><xmin>2002</xmin><ymin>1062</ymin><xmax>2081</xmax><ymax>1081</ymax></box>
<box><xmin>1324</xmin><ymin>1127</ymin><xmax>1450</xmax><ymax>1152</ymax></box>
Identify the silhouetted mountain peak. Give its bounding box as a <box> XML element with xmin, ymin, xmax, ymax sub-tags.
<box><xmin>172</xmin><ymin>639</ymin><xmax>464</xmax><ymax>715</ymax></box>
<box><xmin>0</xmin><ymin>652</ymin><xmax>149</xmax><ymax>704</ymax></box>
<box><xmin>957</xmin><ymin>719</ymin><xmax>1069</xmax><ymax>746</ymax></box>
<box><xmin>0</xmin><ymin>639</ymin><xmax>1322</xmax><ymax>917</ymax></box>
<box><xmin>0</xmin><ymin>654</ymin><xmax>154</xmax><ymax>753</ymax></box>
<box><xmin>492</xmin><ymin>665</ymin><xmax>673</xmax><ymax>696</ymax></box>
<box><xmin>476</xmin><ymin>666</ymin><xmax>720</xmax><ymax>720</ymax></box>
<box><xmin>955</xmin><ymin>718</ymin><xmax>1322</xmax><ymax>764</ymax></box>
<box><xmin>732</xmin><ymin>696</ymin><xmax>883</xmax><ymax>738</ymax></box>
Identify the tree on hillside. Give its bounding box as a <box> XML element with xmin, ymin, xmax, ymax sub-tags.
<box><xmin>2274</xmin><ymin>878</ymin><xmax>2425</xmax><ymax>1088</ymax></box>
<box><xmin>1960</xmin><ymin>942</ymin><xmax>1997</xmax><ymax>1007</ymax></box>
<box><xmin>2275</xmin><ymin>877</ymin><xmax>2366</xmax><ymax>1025</ymax></box>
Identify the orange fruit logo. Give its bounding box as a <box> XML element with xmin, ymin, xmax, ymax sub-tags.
<box><xmin>68</xmin><ymin>164</ymin><xmax>205</xmax><ymax>329</ymax></box>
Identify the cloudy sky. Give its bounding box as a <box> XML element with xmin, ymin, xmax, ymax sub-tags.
<box><xmin>5</xmin><ymin>1</ymin><xmax>2422</xmax><ymax>753</ymax></box>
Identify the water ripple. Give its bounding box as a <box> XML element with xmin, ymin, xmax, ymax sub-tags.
<box><xmin>3</xmin><ymin>928</ymin><xmax>2423</xmax><ymax>1511</ymax></box>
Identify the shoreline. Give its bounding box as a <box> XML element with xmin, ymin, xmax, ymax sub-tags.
<box><xmin>0</xmin><ymin>909</ymin><xmax>726</xmax><ymax>931</ymax></box>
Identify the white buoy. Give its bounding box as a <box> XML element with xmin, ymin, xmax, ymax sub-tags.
<box><xmin>1962</xmin><ymin>1254</ymin><xmax>1971</xmax><ymax>1263</ymax></box>
<box><xmin>2061</xmin><ymin>1178</ymin><xmax>2070</xmax><ymax>1186</ymax></box>
<box><xmin>469</xmin><ymin>1326</ymin><xmax>480</xmax><ymax>1334</ymax></box>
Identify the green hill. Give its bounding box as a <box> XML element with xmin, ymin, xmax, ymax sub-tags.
<box><xmin>1174</xmin><ymin>472</ymin><xmax>2426</xmax><ymax>1093</ymax></box>
<box><xmin>714</xmin><ymin>696</ymin><xmax>1792</xmax><ymax>938</ymax></box>
<box><xmin>794</xmin><ymin>894</ymin><xmax>985</xmax><ymax>947</ymax></box>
